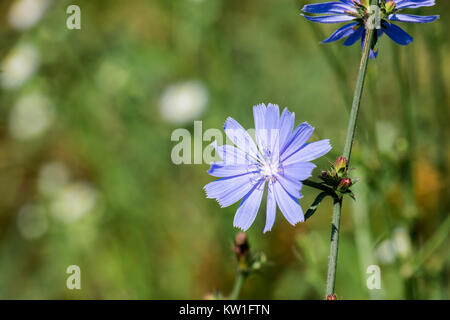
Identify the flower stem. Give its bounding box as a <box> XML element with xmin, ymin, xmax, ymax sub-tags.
<box><xmin>342</xmin><ymin>33</ymin><xmax>374</xmax><ymax>161</ymax></box>
<box><xmin>303</xmin><ymin>179</ymin><xmax>336</xmax><ymax>196</ymax></box>
<box><xmin>325</xmin><ymin>197</ymin><xmax>343</xmax><ymax>296</ymax></box>
<box><xmin>325</xmin><ymin>17</ymin><xmax>376</xmax><ymax>297</ymax></box>
<box><xmin>229</xmin><ymin>271</ymin><xmax>246</xmax><ymax>300</ymax></box>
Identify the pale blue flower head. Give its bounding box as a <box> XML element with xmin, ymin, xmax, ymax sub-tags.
<box><xmin>204</xmin><ymin>103</ymin><xmax>331</xmax><ymax>232</ymax></box>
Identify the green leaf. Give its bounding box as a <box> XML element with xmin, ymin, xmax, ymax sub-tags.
<box><xmin>305</xmin><ymin>192</ymin><xmax>329</xmax><ymax>221</ymax></box>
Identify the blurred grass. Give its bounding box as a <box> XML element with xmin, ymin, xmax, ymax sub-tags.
<box><xmin>0</xmin><ymin>0</ymin><xmax>448</xmax><ymax>299</ymax></box>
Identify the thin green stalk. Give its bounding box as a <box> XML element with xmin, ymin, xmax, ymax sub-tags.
<box><xmin>325</xmin><ymin>197</ymin><xmax>343</xmax><ymax>296</ymax></box>
<box><xmin>229</xmin><ymin>271</ymin><xmax>246</xmax><ymax>300</ymax></box>
<box><xmin>342</xmin><ymin>34</ymin><xmax>373</xmax><ymax>161</ymax></box>
<box><xmin>325</xmin><ymin>9</ymin><xmax>376</xmax><ymax>297</ymax></box>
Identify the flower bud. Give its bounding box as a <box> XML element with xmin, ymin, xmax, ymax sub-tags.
<box><xmin>385</xmin><ymin>1</ymin><xmax>396</xmax><ymax>13</ymax></box>
<box><xmin>319</xmin><ymin>170</ymin><xmax>334</xmax><ymax>186</ymax></box>
<box><xmin>359</xmin><ymin>0</ymin><xmax>369</xmax><ymax>8</ymax></box>
<box><xmin>327</xmin><ymin>293</ymin><xmax>337</xmax><ymax>300</ymax></box>
<box><xmin>337</xmin><ymin>177</ymin><xmax>352</xmax><ymax>192</ymax></box>
<box><xmin>335</xmin><ymin>156</ymin><xmax>347</xmax><ymax>175</ymax></box>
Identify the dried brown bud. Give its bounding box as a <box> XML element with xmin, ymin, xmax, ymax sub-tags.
<box><xmin>233</xmin><ymin>232</ymin><xmax>249</xmax><ymax>260</ymax></box>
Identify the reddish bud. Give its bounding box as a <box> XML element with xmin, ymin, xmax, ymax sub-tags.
<box><xmin>337</xmin><ymin>177</ymin><xmax>352</xmax><ymax>192</ymax></box>
<box><xmin>327</xmin><ymin>293</ymin><xmax>337</xmax><ymax>300</ymax></box>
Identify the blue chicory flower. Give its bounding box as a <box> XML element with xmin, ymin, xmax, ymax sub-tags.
<box><xmin>301</xmin><ymin>0</ymin><xmax>439</xmax><ymax>58</ymax></box>
<box><xmin>204</xmin><ymin>103</ymin><xmax>331</xmax><ymax>232</ymax></box>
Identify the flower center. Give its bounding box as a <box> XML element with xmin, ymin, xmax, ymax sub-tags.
<box><xmin>260</xmin><ymin>161</ymin><xmax>279</xmax><ymax>180</ymax></box>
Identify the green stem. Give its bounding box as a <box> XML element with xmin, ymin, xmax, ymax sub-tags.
<box><xmin>229</xmin><ymin>271</ymin><xmax>246</xmax><ymax>300</ymax></box>
<box><xmin>325</xmin><ymin>197</ymin><xmax>343</xmax><ymax>296</ymax></box>
<box><xmin>303</xmin><ymin>179</ymin><xmax>336</xmax><ymax>196</ymax></box>
<box><xmin>342</xmin><ymin>35</ymin><xmax>373</xmax><ymax>161</ymax></box>
<box><xmin>325</xmin><ymin>11</ymin><xmax>376</xmax><ymax>297</ymax></box>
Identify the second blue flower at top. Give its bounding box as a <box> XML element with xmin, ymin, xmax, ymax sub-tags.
<box><xmin>302</xmin><ymin>0</ymin><xmax>439</xmax><ymax>58</ymax></box>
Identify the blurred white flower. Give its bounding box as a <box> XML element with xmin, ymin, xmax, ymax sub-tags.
<box><xmin>9</xmin><ymin>92</ymin><xmax>54</xmax><ymax>141</ymax></box>
<box><xmin>375</xmin><ymin>239</ymin><xmax>396</xmax><ymax>265</ymax></box>
<box><xmin>38</xmin><ymin>162</ymin><xmax>70</xmax><ymax>196</ymax></box>
<box><xmin>375</xmin><ymin>227</ymin><xmax>412</xmax><ymax>264</ymax></box>
<box><xmin>1</xmin><ymin>43</ymin><xmax>40</xmax><ymax>89</ymax></box>
<box><xmin>8</xmin><ymin>0</ymin><xmax>51</xmax><ymax>30</ymax></box>
<box><xmin>50</xmin><ymin>182</ymin><xmax>97</xmax><ymax>223</ymax></box>
<box><xmin>17</xmin><ymin>204</ymin><xmax>48</xmax><ymax>240</ymax></box>
<box><xmin>159</xmin><ymin>80</ymin><xmax>208</xmax><ymax>124</ymax></box>
<box><xmin>392</xmin><ymin>227</ymin><xmax>412</xmax><ymax>259</ymax></box>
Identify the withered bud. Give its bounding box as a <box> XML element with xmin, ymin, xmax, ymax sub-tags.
<box><xmin>233</xmin><ymin>232</ymin><xmax>249</xmax><ymax>260</ymax></box>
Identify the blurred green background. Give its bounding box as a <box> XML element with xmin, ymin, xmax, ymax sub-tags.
<box><xmin>0</xmin><ymin>0</ymin><xmax>448</xmax><ymax>299</ymax></box>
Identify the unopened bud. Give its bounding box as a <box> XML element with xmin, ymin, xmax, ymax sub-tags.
<box><xmin>319</xmin><ymin>169</ymin><xmax>339</xmax><ymax>186</ymax></box>
<box><xmin>359</xmin><ymin>0</ymin><xmax>369</xmax><ymax>8</ymax></box>
<box><xmin>337</xmin><ymin>177</ymin><xmax>352</xmax><ymax>192</ymax></box>
<box><xmin>327</xmin><ymin>293</ymin><xmax>337</xmax><ymax>300</ymax></box>
<box><xmin>335</xmin><ymin>156</ymin><xmax>347</xmax><ymax>175</ymax></box>
<box><xmin>385</xmin><ymin>1</ymin><xmax>396</xmax><ymax>13</ymax></box>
